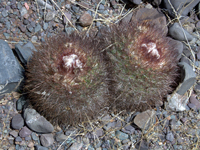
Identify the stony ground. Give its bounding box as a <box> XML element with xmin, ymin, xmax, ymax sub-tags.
<box><xmin>1</xmin><ymin>0</ymin><xmax>200</xmax><ymax>150</ymax></box>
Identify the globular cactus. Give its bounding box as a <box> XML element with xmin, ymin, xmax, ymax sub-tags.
<box><xmin>101</xmin><ymin>21</ymin><xmax>179</xmax><ymax>112</ymax></box>
<box><xmin>24</xmin><ymin>33</ymin><xmax>109</xmax><ymax>127</ymax></box>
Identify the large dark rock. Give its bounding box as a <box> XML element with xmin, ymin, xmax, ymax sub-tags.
<box><xmin>162</xmin><ymin>0</ymin><xmax>200</xmax><ymax>18</ymax></box>
<box><xmin>0</xmin><ymin>40</ymin><xmax>23</xmax><ymax>94</ymax></box>
<box><xmin>168</xmin><ymin>23</ymin><xmax>194</xmax><ymax>42</ymax></box>
<box><xmin>177</xmin><ymin>62</ymin><xmax>196</xmax><ymax>95</ymax></box>
<box><xmin>14</xmin><ymin>41</ymin><xmax>37</xmax><ymax>66</ymax></box>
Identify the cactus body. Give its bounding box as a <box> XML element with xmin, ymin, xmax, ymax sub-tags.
<box><xmin>101</xmin><ymin>21</ymin><xmax>179</xmax><ymax>112</ymax></box>
<box><xmin>24</xmin><ymin>33</ymin><xmax>109</xmax><ymax>127</ymax></box>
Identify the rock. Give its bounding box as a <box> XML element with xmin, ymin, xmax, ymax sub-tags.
<box><xmin>11</xmin><ymin>114</ymin><xmax>24</xmax><ymax>130</ymax></box>
<box><xmin>43</xmin><ymin>22</ymin><xmax>48</xmax><ymax>30</ymax></box>
<box><xmin>98</xmin><ymin>4</ymin><xmax>104</xmax><ymax>10</ymax></box>
<box><xmin>198</xmin><ymin>3</ymin><xmax>200</xmax><ymax>19</ymax></box>
<box><xmin>129</xmin><ymin>0</ymin><xmax>142</xmax><ymax>5</ymax></box>
<box><xmin>196</xmin><ymin>50</ymin><xmax>200</xmax><ymax>60</ymax></box>
<box><xmin>87</xmin><ymin>128</ymin><xmax>104</xmax><ymax>138</ymax></box>
<box><xmin>95</xmin><ymin>128</ymin><xmax>104</xmax><ymax>137</ymax></box>
<box><xmin>25</xmin><ymin>136</ymin><xmax>32</xmax><ymax>141</ymax></box>
<box><xmin>9</xmin><ymin>130</ymin><xmax>19</xmax><ymax>138</ymax></box>
<box><xmin>166</xmin><ymin>92</ymin><xmax>189</xmax><ymax>111</ymax></box>
<box><xmin>27</xmin><ymin>141</ymin><xmax>34</xmax><ymax>148</ymax></box>
<box><xmin>185</xmin><ymin>23</ymin><xmax>195</xmax><ymax>33</ymax></box>
<box><xmin>122</xmin><ymin>125</ymin><xmax>135</xmax><ymax>134</ymax></box>
<box><xmin>180</xmin><ymin>117</ymin><xmax>188</xmax><ymax>124</ymax></box>
<box><xmin>16</xmin><ymin>96</ymin><xmax>27</xmax><ymax>111</ymax></box>
<box><xmin>188</xmin><ymin>103</ymin><xmax>196</xmax><ymax>110</ymax></box>
<box><xmin>15</xmin><ymin>41</ymin><xmax>37</xmax><ymax>65</ymax></box>
<box><xmin>71</xmin><ymin>5</ymin><xmax>79</xmax><ymax>13</ymax></box>
<box><xmin>180</xmin><ymin>0</ymin><xmax>200</xmax><ymax>16</ymax></box>
<box><xmin>23</xmin><ymin>19</ymin><xmax>29</xmax><ymax>25</ymax></box>
<box><xmin>162</xmin><ymin>0</ymin><xmax>200</xmax><ymax>17</ymax></box>
<box><xmin>30</xmin><ymin>21</ymin><xmax>36</xmax><ymax>28</ymax></box>
<box><xmin>35</xmin><ymin>145</ymin><xmax>48</xmax><ymax>150</ymax></box>
<box><xmin>35</xmin><ymin>23</ymin><xmax>42</xmax><ymax>33</ymax></box>
<box><xmin>133</xmin><ymin>7</ymin><xmax>168</xmax><ymax>35</ymax></box>
<box><xmin>65</xmin><ymin>128</ymin><xmax>77</xmax><ymax>137</ymax></box>
<box><xmin>36</xmin><ymin>0</ymin><xmax>53</xmax><ymax>10</ymax></box>
<box><xmin>18</xmin><ymin>24</ymin><xmax>26</xmax><ymax>32</ymax></box>
<box><xmin>27</xmin><ymin>25</ymin><xmax>33</xmax><ymax>32</ymax></box>
<box><xmin>5</xmin><ymin>21</ymin><xmax>11</xmax><ymax>31</ymax></box>
<box><xmin>103</xmin><ymin>121</ymin><xmax>116</xmax><ymax>131</ymax></box>
<box><xmin>31</xmin><ymin>132</ymin><xmax>40</xmax><ymax>142</ymax></box>
<box><xmin>23</xmin><ymin>108</ymin><xmax>54</xmax><ymax>133</ymax></box>
<box><xmin>115</xmin><ymin>130</ymin><xmax>129</xmax><ymax>140</ymax></box>
<box><xmin>65</xmin><ymin>26</ymin><xmax>75</xmax><ymax>34</ymax></box>
<box><xmin>19</xmin><ymin>126</ymin><xmax>32</xmax><ymax>138</ymax></box>
<box><xmin>69</xmin><ymin>142</ymin><xmax>83</xmax><ymax>150</ymax></box>
<box><xmin>177</xmin><ymin>62</ymin><xmax>196</xmax><ymax>95</ymax></box>
<box><xmin>101</xmin><ymin>114</ymin><xmax>111</xmax><ymax>122</ymax></box>
<box><xmin>63</xmin><ymin>12</ymin><xmax>72</xmax><ymax>25</ymax></box>
<box><xmin>0</xmin><ymin>40</ymin><xmax>23</xmax><ymax>94</ymax></box>
<box><xmin>169</xmin><ymin>119</ymin><xmax>177</xmax><ymax>130</ymax></box>
<box><xmin>110</xmin><ymin>0</ymin><xmax>118</xmax><ymax>9</ymax></box>
<box><xmin>188</xmin><ymin>95</ymin><xmax>200</xmax><ymax>110</ymax></box>
<box><xmin>20</xmin><ymin>7</ymin><xmax>28</xmax><ymax>17</ymax></box>
<box><xmin>166</xmin><ymin>132</ymin><xmax>174</xmax><ymax>142</ymax></box>
<box><xmin>45</xmin><ymin>11</ymin><xmax>57</xmax><ymax>22</ymax></box>
<box><xmin>133</xmin><ymin>110</ymin><xmax>156</xmax><ymax>130</ymax></box>
<box><xmin>3</xmin><ymin>33</ymin><xmax>10</xmax><ymax>39</ymax></box>
<box><xmin>15</xmin><ymin>136</ymin><xmax>22</xmax><ymax>142</ymax></box>
<box><xmin>40</xmin><ymin>134</ymin><xmax>54</xmax><ymax>147</ymax></box>
<box><xmin>169</xmin><ymin>23</ymin><xmax>194</xmax><ymax>42</ymax></box>
<box><xmin>120</xmin><ymin>11</ymin><xmax>133</xmax><ymax>24</ymax></box>
<box><xmin>167</xmin><ymin>37</ymin><xmax>183</xmax><ymax>60</ymax></box>
<box><xmin>79</xmin><ymin>12</ymin><xmax>93</xmax><ymax>27</ymax></box>
<box><xmin>151</xmin><ymin>0</ymin><xmax>162</xmax><ymax>6</ymax></box>
<box><xmin>31</xmin><ymin>36</ymin><xmax>38</xmax><ymax>43</ymax></box>
<box><xmin>2</xmin><ymin>9</ymin><xmax>8</xmax><ymax>17</ymax></box>
<box><xmin>55</xmin><ymin>134</ymin><xmax>68</xmax><ymax>142</ymax></box>
<box><xmin>135</xmin><ymin>139</ymin><xmax>149</xmax><ymax>150</ymax></box>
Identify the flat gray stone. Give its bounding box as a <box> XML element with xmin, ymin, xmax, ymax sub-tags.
<box><xmin>169</xmin><ymin>23</ymin><xmax>194</xmax><ymax>42</ymax></box>
<box><xmin>133</xmin><ymin>110</ymin><xmax>156</xmax><ymax>130</ymax></box>
<box><xmin>40</xmin><ymin>134</ymin><xmax>54</xmax><ymax>147</ymax></box>
<box><xmin>0</xmin><ymin>40</ymin><xmax>23</xmax><ymax>94</ymax></box>
<box><xmin>23</xmin><ymin>108</ymin><xmax>54</xmax><ymax>133</ymax></box>
<box><xmin>177</xmin><ymin>62</ymin><xmax>196</xmax><ymax>95</ymax></box>
<box><xmin>19</xmin><ymin>126</ymin><xmax>32</xmax><ymax>138</ymax></box>
<box><xmin>11</xmin><ymin>114</ymin><xmax>24</xmax><ymax>130</ymax></box>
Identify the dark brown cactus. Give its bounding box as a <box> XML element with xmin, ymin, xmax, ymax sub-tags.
<box><xmin>24</xmin><ymin>33</ymin><xmax>109</xmax><ymax>127</ymax></box>
<box><xmin>100</xmin><ymin>21</ymin><xmax>179</xmax><ymax>112</ymax></box>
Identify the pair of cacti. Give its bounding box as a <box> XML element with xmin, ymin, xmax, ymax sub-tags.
<box><xmin>24</xmin><ymin>21</ymin><xmax>179</xmax><ymax>127</ymax></box>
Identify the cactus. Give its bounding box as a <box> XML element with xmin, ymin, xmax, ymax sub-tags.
<box><xmin>24</xmin><ymin>33</ymin><xmax>109</xmax><ymax>127</ymax></box>
<box><xmin>101</xmin><ymin>21</ymin><xmax>179</xmax><ymax>112</ymax></box>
